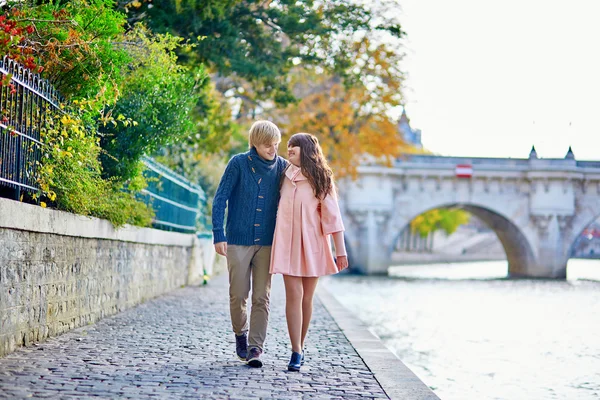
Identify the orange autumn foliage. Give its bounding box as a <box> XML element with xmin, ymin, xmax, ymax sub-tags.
<box><xmin>277</xmin><ymin>80</ymin><xmax>410</xmax><ymax>178</ymax></box>
<box><xmin>272</xmin><ymin>38</ymin><xmax>416</xmax><ymax>178</ymax></box>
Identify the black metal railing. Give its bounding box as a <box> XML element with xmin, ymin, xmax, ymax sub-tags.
<box><xmin>0</xmin><ymin>56</ymin><xmax>62</xmax><ymax>200</ymax></box>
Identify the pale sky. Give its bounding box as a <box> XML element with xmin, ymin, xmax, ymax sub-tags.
<box><xmin>397</xmin><ymin>0</ymin><xmax>600</xmax><ymax>160</ymax></box>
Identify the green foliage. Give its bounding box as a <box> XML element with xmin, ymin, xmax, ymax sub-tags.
<box><xmin>7</xmin><ymin>0</ymin><xmax>130</xmax><ymax>104</ymax></box>
<box><xmin>410</xmin><ymin>208</ymin><xmax>471</xmax><ymax>238</ymax></box>
<box><xmin>116</xmin><ymin>0</ymin><xmax>408</xmax><ymax>187</ymax></box>
<box><xmin>151</xmin><ymin>76</ymin><xmax>245</xmax><ymax>207</ymax></box>
<box><xmin>99</xmin><ymin>25</ymin><xmax>208</xmax><ymax>182</ymax></box>
<box><xmin>120</xmin><ymin>0</ymin><xmax>404</xmax><ymax>108</ymax></box>
<box><xmin>3</xmin><ymin>1</ymin><xmax>215</xmax><ymax>228</ymax></box>
<box><xmin>36</xmin><ymin>107</ymin><xmax>154</xmax><ymax>227</ymax></box>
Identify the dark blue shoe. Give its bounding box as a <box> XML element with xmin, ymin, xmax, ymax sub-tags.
<box><xmin>288</xmin><ymin>351</ymin><xmax>302</xmax><ymax>371</ymax></box>
<box><xmin>301</xmin><ymin>350</ymin><xmax>305</xmax><ymax>366</ymax></box>
<box><xmin>235</xmin><ymin>333</ymin><xmax>248</xmax><ymax>361</ymax></box>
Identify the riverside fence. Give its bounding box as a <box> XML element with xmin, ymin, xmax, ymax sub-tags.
<box><xmin>141</xmin><ymin>156</ymin><xmax>210</xmax><ymax>234</ymax></box>
<box><xmin>0</xmin><ymin>56</ymin><xmax>61</xmax><ymax>201</ymax></box>
<box><xmin>0</xmin><ymin>56</ymin><xmax>210</xmax><ymax>235</ymax></box>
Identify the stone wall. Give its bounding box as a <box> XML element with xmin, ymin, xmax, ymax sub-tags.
<box><xmin>0</xmin><ymin>198</ymin><xmax>216</xmax><ymax>357</ymax></box>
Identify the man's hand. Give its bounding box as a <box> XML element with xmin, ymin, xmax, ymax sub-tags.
<box><xmin>215</xmin><ymin>242</ymin><xmax>228</xmax><ymax>257</ymax></box>
<box><xmin>336</xmin><ymin>255</ymin><xmax>349</xmax><ymax>271</ymax></box>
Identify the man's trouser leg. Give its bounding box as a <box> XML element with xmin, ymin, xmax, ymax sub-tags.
<box><xmin>248</xmin><ymin>245</ymin><xmax>272</xmax><ymax>351</ymax></box>
<box><xmin>227</xmin><ymin>245</ymin><xmax>253</xmax><ymax>336</ymax></box>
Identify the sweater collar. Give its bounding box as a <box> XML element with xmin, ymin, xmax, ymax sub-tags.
<box><xmin>247</xmin><ymin>147</ymin><xmax>277</xmax><ymax>180</ymax></box>
<box><xmin>249</xmin><ymin>147</ymin><xmax>276</xmax><ymax>167</ymax></box>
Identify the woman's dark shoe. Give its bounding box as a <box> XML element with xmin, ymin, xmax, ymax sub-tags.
<box><xmin>301</xmin><ymin>350</ymin><xmax>305</xmax><ymax>366</ymax></box>
<box><xmin>288</xmin><ymin>351</ymin><xmax>302</xmax><ymax>372</ymax></box>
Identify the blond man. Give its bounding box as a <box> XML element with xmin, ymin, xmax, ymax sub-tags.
<box><xmin>212</xmin><ymin>120</ymin><xmax>287</xmax><ymax>367</ymax></box>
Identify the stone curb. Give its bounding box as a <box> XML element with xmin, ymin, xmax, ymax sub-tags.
<box><xmin>317</xmin><ymin>283</ymin><xmax>440</xmax><ymax>400</ymax></box>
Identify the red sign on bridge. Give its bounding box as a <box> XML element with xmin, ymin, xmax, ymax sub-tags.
<box><xmin>455</xmin><ymin>164</ymin><xmax>473</xmax><ymax>178</ymax></box>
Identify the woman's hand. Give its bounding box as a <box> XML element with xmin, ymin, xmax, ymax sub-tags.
<box><xmin>336</xmin><ymin>255</ymin><xmax>349</xmax><ymax>271</ymax></box>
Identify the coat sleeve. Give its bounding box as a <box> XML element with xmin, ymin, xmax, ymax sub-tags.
<box><xmin>320</xmin><ymin>189</ymin><xmax>345</xmax><ymax>235</ymax></box>
<box><xmin>332</xmin><ymin>231</ymin><xmax>347</xmax><ymax>257</ymax></box>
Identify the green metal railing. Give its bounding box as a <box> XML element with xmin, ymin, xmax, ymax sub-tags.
<box><xmin>140</xmin><ymin>156</ymin><xmax>211</xmax><ymax>235</ymax></box>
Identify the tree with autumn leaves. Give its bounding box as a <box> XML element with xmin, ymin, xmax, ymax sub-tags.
<box><xmin>115</xmin><ymin>0</ymin><xmax>412</xmax><ymax>199</ymax></box>
<box><xmin>0</xmin><ymin>0</ymin><xmax>469</xmax><ymax>236</ymax></box>
<box><xmin>410</xmin><ymin>208</ymin><xmax>471</xmax><ymax>238</ymax></box>
<box><xmin>270</xmin><ymin>37</ymin><xmax>414</xmax><ymax>178</ymax></box>
<box><xmin>3</xmin><ymin>0</ymin><xmax>410</xmax><ymax>181</ymax></box>
<box><xmin>120</xmin><ymin>1</ymin><xmax>411</xmax><ymax>180</ymax></box>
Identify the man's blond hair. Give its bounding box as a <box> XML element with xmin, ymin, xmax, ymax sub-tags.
<box><xmin>248</xmin><ymin>120</ymin><xmax>281</xmax><ymax>149</ymax></box>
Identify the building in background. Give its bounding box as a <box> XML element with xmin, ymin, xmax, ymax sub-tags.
<box><xmin>398</xmin><ymin>109</ymin><xmax>423</xmax><ymax>149</ymax></box>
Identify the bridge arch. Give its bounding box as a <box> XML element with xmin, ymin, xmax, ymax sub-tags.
<box><xmin>566</xmin><ymin>201</ymin><xmax>600</xmax><ymax>264</ymax></box>
<box><xmin>388</xmin><ymin>202</ymin><xmax>537</xmax><ymax>277</ymax></box>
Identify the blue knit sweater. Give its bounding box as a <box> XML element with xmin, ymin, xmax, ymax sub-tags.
<box><xmin>212</xmin><ymin>148</ymin><xmax>288</xmax><ymax>245</ymax></box>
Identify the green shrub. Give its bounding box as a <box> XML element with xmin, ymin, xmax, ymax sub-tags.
<box><xmin>4</xmin><ymin>0</ymin><xmax>130</xmax><ymax>105</ymax></box>
<box><xmin>37</xmin><ymin>107</ymin><xmax>153</xmax><ymax>227</ymax></box>
<box><xmin>99</xmin><ymin>25</ymin><xmax>208</xmax><ymax>182</ymax></box>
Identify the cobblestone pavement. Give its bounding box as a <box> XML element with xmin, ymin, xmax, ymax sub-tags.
<box><xmin>0</xmin><ymin>273</ymin><xmax>389</xmax><ymax>399</ymax></box>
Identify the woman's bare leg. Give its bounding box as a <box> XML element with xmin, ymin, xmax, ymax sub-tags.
<box><xmin>300</xmin><ymin>277</ymin><xmax>319</xmax><ymax>350</ymax></box>
<box><xmin>283</xmin><ymin>275</ymin><xmax>304</xmax><ymax>353</ymax></box>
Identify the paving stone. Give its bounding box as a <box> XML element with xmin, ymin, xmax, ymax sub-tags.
<box><xmin>0</xmin><ymin>274</ymin><xmax>389</xmax><ymax>399</ymax></box>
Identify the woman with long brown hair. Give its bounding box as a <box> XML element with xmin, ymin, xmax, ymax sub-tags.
<box><xmin>270</xmin><ymin>133</ymin><xmax>348</xmax><ymax>371</ymax></box>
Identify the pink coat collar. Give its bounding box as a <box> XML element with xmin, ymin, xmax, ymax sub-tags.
<box><xmin>285</xmin><ymin>165</ymin><xmax>308</xmax><ymax>182</ymax></box>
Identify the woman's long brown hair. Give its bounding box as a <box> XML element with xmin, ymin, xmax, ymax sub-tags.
<box><xmin>286</xmin><ymin>133</ymin><xmax>334</xmax><ymax>199</ymax></box>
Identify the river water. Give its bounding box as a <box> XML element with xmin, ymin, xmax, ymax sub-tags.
<box><xmin>321</xmin><ymin>259</ymin><xmax>600</xmax><ymax>400</ymax></box>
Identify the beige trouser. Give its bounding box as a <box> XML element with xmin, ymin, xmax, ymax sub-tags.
<box><xmin>227</xmin><ymin>245</ymin><xmax>272</xmax><ymax>350</ymax></box>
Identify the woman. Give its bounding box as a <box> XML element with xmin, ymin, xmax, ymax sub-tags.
<box><xmin>270</xmin><ymin>133</ymin><xmax>348</xmax><ymax>372</ymax></box>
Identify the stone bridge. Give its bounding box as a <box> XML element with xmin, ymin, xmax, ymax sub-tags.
<box><xmin>339</xmin><ymin>148</ymin><xmax>600</xmax><ymax>278</ymax></box>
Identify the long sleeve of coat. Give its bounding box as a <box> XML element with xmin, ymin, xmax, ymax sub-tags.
<box><xmin>320</xmin><ymin>190</ymin><xmax>345</xmax><ymax>235</ymax></box>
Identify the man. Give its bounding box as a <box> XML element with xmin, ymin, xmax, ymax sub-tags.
<box><xmin>212</xmin><ymin>120</ymin><xmax>288</xmax><ymax>367</ymax></box>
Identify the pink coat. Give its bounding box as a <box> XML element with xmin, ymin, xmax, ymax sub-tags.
<box><xmin>270</xmin><ymin>165</ymin><xmax>345</xmax><ymax>277</ymax></box>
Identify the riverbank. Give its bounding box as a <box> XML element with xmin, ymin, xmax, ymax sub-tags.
<box><xmin>317</xmin><ymin>284</ymin><xmax>439</xmax><ymax>399</ymax></box>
